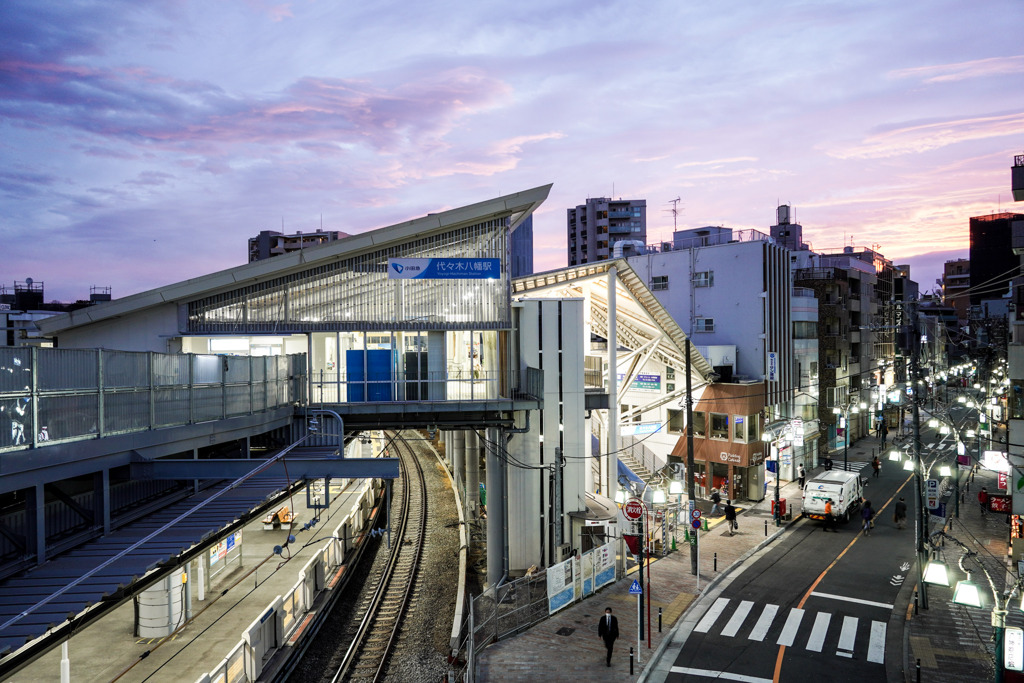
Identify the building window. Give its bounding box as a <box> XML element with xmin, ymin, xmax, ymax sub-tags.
<box><xmin>710</xmin><ymin>413</ymin><xmax>728</xmax><ymax>439</ymax></box>
<box><xmin>733</xmin><ymin>415</ymin><xmax>747</xmax><ymax>443</ymax></box>
<box><xmin>692</xmin><ymin>411</ymin><xmax>706</xmax><ymax>437</ymax></box>
<box><xmin>651</xmin><ymin>275</ymin><xmax>669</xmax><ymax>291</ymax></box>
<box><xmin>694</xmin><ymin>271</ymin><xmax>714</xmax><ymax>287</ymax></box>
<box><xmin>668</xmin><ymin>408</ymin><xmax>685</xmax><ymax>433</ymax></box>
<box><xmin>793</xmin><ymin>321</ymin><xmax>816</xmax><ymax>339</ymax></box>
<box><xmin>666</xmin><ymin>366</ymin><xmax>675</xmax><ymax>380</ymax></box>
<box><xmin>666</xmin><ymin>382</ymin><xmax>675</xmax><ymax>392</ymax></box>
<box><xmin>695</xmin><ymin>318</ymin><xmax>714</xmax><ymax>333</ymax></box>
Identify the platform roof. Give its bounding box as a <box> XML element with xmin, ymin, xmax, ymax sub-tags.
<box><xmin>37</xmin><ymin>185</ymin><xmax>551</xmax><ymax>336</ymax></box>
<box><xmin>513</xmin><ymin>259</ymin><xmax>716</xmax><ymax>380</ymax></box>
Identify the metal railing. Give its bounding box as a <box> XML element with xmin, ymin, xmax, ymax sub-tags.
<box><xmin>0</xmin><ymin>348</ymin><xmax>306</xmax><ymax>453</ymax></box>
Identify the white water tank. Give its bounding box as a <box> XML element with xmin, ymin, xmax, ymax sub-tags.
<box><xmin>136</xmin><ymin>573</ymin><xmax>186</xmax><ymax>637</ymax></box>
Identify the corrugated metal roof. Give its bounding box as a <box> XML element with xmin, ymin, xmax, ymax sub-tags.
<box><xmin>0</xmin><ymin>476</ymin><xmax>292</xmax><ymax>660</ymax></box>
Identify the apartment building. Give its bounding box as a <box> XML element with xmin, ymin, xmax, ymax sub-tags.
<box><xmin>567</xmin><ymin>198</ymin><xmax>646</xmax><ymax>265</ymax></box>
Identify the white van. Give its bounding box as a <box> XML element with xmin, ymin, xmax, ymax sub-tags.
<box><xmin>802</xmin><ymin>470</ymin><xmax>864</xmax><ymax>523</ymax></box>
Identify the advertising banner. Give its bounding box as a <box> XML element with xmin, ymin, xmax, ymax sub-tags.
<box><xmin>547</xmin><ymin>557</ymin><xmax>577</xmax><ymax>614</ymax></box>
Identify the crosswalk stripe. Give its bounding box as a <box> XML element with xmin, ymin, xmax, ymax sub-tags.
<box><xmin>837</xmin><ymin>615</ymin><xmax>858</xmax><ymax>653</ymax></box>
<box><xmin>669</xmin><ymin>667</ymin><xmax>773</xmax><ymax>683</ymax></box>
<box><xmin>721</xmin><ymin>600</ymin><xmax>754</xmax><ymax>637</ymax></box>
<box><xmin>777</xmin><ymin>608</ymin><xmax>804</xmax><ymax>647</ymax></box>
<box><xmin>805</xmin><ymin>612</ymin><xmax>831</xmax><ymax>652</ymax></box>
<box><xmin>867</xmin><ymin>620</ymin><xmax>886</xmax><ymax>663</ymax></box>
<box><xmin>695</xmin><ymin>597</ymin><xmax>730</xmax><ymax>633</ymax></box>
<box><xmin>748</xmin><ymin>604</ymin><xmax>779</xmax><ymax>642</ymax></box>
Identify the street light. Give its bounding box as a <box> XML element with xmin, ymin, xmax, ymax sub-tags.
<box><xmin>832</xmin><ymin>400</ymin><xmax>864</xmax><ymax>472</ymax></box>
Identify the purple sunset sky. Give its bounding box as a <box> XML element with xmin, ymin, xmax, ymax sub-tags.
<box><xmin>2</xmin><ymin>0</ymin><xmax>1023</xmax><ymax>302</ymax></box>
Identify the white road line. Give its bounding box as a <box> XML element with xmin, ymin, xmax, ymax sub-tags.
<box><xmin>867</xmin><ymin>620</ymin><xmax>887</xmax><ymax>663</ymax></box>
<box><xmin>777</xmin><ymin>608</ymin><xmax>804</xmax><ymax>647</ymax></box>
<box><xmin>694</xmin><ymin>597</ymin><xmax>730</xmax><ymax>633</ymax></box>
<box><xmin>670</xmin><ymin>667</ymin><xmax>773</xmax><ymax>683</ymax></box>
<box><xmin>837</xmin><ymin>615</ymin><xmax>858</xmax><ymax>653</ymax></box>
<box><xmin>809</xmin><ymin>591</ymin><xmax>894</xmax><ymax>610</ymax></box>
<box><xmin>721</xmin><ymin>600</ymin><xmax>754</xmax><ymax>637</ymax></box>
<box><xmin>805</xmin><ymin>611</ymin><xmax>831</xmax><ymax>652</ymax></box>
<box><xmin>748</xmin><ymin>604</ymin><xmax>779</xmax><ymax>641</ymax></box>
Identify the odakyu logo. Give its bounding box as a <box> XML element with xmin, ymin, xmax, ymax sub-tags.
<box><xmin>392</xmin><ymin>263</ymin><xmax>404</xmax><ymax>274</ymax></box>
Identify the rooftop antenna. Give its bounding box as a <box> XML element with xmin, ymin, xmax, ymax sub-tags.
<box><xmin>665</xmin><ymin>197</ymin><xmax>682</xmax><ymax>233</ymax></box>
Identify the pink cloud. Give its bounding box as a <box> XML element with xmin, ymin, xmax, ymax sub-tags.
<box><xmin>889</xmin><ymin>55</ymin><xmax>1024</xmax><ymax>84</ymax></box>
<box><xmin>827</xmin><ymin>112</ymin><xmax>1024</xmax><ymax>160</ymax></box>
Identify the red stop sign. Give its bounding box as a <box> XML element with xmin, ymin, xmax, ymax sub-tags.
<box><xmin>623</xmin><ymin>499</ymin><xmax>644</xmax><ymax>520</ymax></box>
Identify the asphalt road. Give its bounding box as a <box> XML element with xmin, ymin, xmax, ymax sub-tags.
<box><xmin>665</xmin><ymin>464</ymin><xmax>921</xmax><ymax>683</ymax></box>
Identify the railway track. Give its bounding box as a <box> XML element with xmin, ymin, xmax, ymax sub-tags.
<box><xmin>330</xmin><ymin>431</ymin><xmax>428</xmax><ymax>682</ymax></box>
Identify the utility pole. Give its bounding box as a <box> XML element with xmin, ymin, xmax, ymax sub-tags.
<box><xmin>685</xmin><ymin>339</ymin><xmax>698</xmax><ymax>576</ymax></box>
<box><xmin>911</xmin><ymin>302</ymin><xmax>928</xmax><ymax>610</ymax></box>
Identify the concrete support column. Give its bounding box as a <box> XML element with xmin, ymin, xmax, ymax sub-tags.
<box><xmin>486</xmin><ymin>426</ymin><xmax>505</xmax><ymax>586</ymax></box>
<box><xmin>451</xmin><ymin>430</ymin><xmax>465</xmax><ymax>500</ymax></box>
<box><xmin>466</xmin><ymin>429</ymin><xmax>481</xmax><ymax>520</ymax></box>
<box><xmin>607</xmin><ymin>266</ymin><xmax>619</xmax><ymax>499</ymax></box>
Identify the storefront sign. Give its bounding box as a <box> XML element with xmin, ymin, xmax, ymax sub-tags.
<box><xmin>388</xmin><ymin>258</ymin><xmax>500</xmax><ymax>280</ymax></box>
<box><xmin>982</xmin><ymin>450</ymin><xmax>1010</xmax><ymax>474</ymax></box>
<box><xmin>990</xmin><ymin>495</ymin><xmax>1011</xmax><ymax>513</ymax></box>
<box><xmin>767</xmin><ymin>352</ymin><xmax>778</xmax><ymax>381</ymax></box>
<box><xmin>719</xmin><ymin>452</ymin><xmax>741</xmax><ymax>463</ymax></box>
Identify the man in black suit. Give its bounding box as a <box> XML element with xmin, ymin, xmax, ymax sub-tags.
<box><xmin>598</xmin><ymin>606</ymin><xmax>619</xmax><ymax>666</ymax></box>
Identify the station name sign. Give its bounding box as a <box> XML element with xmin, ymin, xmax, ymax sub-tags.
<box><xmin>388</xmin><ymin>258</ymin><xmax>500</xmax><ymax>280</ymax></box>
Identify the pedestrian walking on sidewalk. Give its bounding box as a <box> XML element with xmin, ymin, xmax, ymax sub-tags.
<box><xmin>880</xmin><ymin>422</ymin><xmax>888</xmax><ymax>444</ymax></box>
<box><xmin>894</xmin><ymin>497</ymin><xmax>907</xmax><ymax>529</ymax></box>
<box><xmin>861</xmin><ymin>500</ymin><xmax>874</xmax><ymax>535</ymax></box>
<box><xmin>823</xmin><ymin>456</ymin><xmax>833</xmax><ymax>471</ymax></box>
<box><xmin>724</xmin><ymin>500</ymin><xmax>738</xmax><ymax>535</ymax></box>
<box><xmin>823</xmin><ymin>499</ymin><xmax>835</xmax><ymax>532</ymax></box>
<box><xmin>798</xmin><ymin>464</ymin><xmax>806</xmax><ymax>490</ymax></box>
<box><xmin>979</xmin><ymin>487</ymin><xmax>989</xmax><ymax>515</ymax></box>
<box><xmin>710</xmin><ymin>488</ymin><xmax>722</xmax><ymax>516</ymax></box>
<box><xmin>598</xmin><ymin>607</ymin><xmax>619</xmax><ymax>667</ymax></box>
<box><xmin>871</xmin><ymin>456</ymin><xmax>881</xmax><ymax>478</ymax></box>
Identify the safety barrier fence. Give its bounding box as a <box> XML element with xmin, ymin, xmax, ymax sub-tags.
<box><xmin>451</xmin><ymin>540</ymin><xmax>621</xmax><ymax>681</ymax></box>
<box><xmin>0</xmin><ymin>348</ymin><xmax>306</xmax><ymax>453</ymax></box>
<box><xmin>194</xmin><ymin>478</ymin><xmax>383</xmax><ymax>683</ymax></box>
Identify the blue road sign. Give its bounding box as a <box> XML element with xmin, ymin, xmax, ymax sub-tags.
<box><xmin>628</xmin><ymin>580</ymin><xmax>643</xmax><ymax>595</ymax></box>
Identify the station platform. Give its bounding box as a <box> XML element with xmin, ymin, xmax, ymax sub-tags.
<box><xmin>4</xmin><ymin>479</ymin><xmax>374</xmax><ymax>683</ymax></box>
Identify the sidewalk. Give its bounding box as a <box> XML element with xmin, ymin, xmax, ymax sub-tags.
<box><xmin>902</xmin><ymin>467</ymin><xmax>1018</xmax><ymax>682</ymax></box>
<box><xmin>476</xmin><ymin>438</ymin><xmax>883</xmax><ymax>682</ymax></box>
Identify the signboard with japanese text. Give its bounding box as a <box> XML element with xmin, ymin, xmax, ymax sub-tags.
<box><xmin>620</xmin><ymin>422</ymin><xmax>662</xmax><ymax>436</ymax></box>
<box><xmin>388</xmin><ymin>257</ymin><xmax>500</xmax><ymax>280</ymax></box>
<box><xmin>616</xmin><ymin>373</ymin><xmax>661</xmax><ymax>391</ymax></box>
<box><xmin>547</xmin><ymin>556</ymin><xmax>577</xmax><ymax>614</ymax></box>
<box><xmin>767</xmin><ymin>352</ymin><xmax>778</xmax><ymax>381</ymax></box>
<box><xmin>990</xmin><ymin>494</ymin><xmax>1011</xmax><ymax>513</ymax></box>
<box><xmin>1006</xmin><ymin>627</ymin><xmax>1024</xmax><ymax>672</ymax></box>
